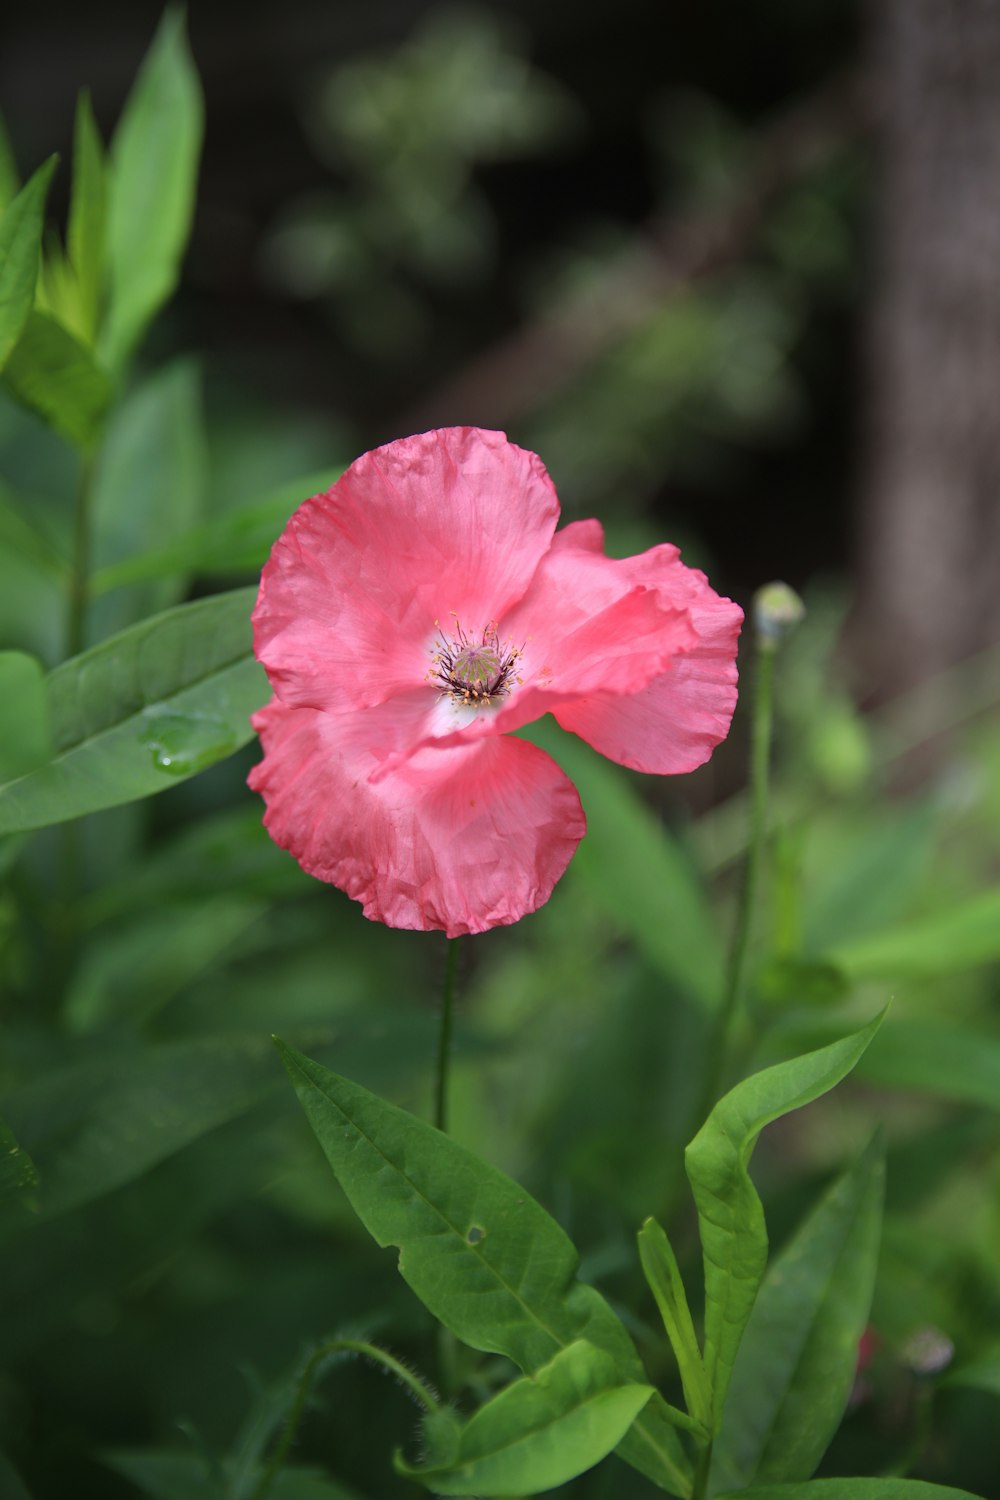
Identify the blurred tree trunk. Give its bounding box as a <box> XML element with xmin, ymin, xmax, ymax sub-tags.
<box><xmin>855</xmin><ymin>0</ymin><xmax>1000</xmax><ymax>707</ymax></box>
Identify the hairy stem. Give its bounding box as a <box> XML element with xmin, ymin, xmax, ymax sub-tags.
<box><xmin>252</xmin><ymin>1337</ymin><xmax>439</xmax><ymax>1500</ymax></box>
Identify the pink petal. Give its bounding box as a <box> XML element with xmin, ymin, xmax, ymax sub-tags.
<box><xmin>253</xmin><ymin>427</ymin><xmax>560</xmax><ymax>714</ymax></box>
<box><xmin>550</xmin><ymin>541</ymin><xmax>744</xmax><ymax>774</ymax></box>
<box><xmin>248</xmin><ymin>698</ymin><xmax>585</xmax><ymax>937</ymax></box>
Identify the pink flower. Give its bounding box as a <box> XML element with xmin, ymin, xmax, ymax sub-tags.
<box><xmin>249</xmin><ymin>427</ymin><xmax>743</xmax><ymax>936</ymax></box>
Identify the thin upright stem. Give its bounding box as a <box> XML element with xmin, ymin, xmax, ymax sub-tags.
<box><xmin>696</xmin><ymin>636</ymin><xmax>777</xmax><ymax>1131</ymax></box>
<box><xmin>252</xmin><ymin>1337</ymin><xmax>439</xmax><ymax>1500</ymax></box>
<box><xmin>434</xmin><ymin>937</ymin><xmax>460</xmax><ymax>1133</ymax></box>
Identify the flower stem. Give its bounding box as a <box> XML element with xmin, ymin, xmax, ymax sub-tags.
<box><xmin>252</xmin><ymin>1337</ymin><xmax>439</xmax><ymax>1500</ymax></box>
<box><xmin>434</xmin><ymin>937</ymin><xmax>460</xmax><ymax>1133</ymax></box>
<box><xmin>696</xmin><ymin>586</ymin><xmax>800</xmax><ymax>1131</ymax></box>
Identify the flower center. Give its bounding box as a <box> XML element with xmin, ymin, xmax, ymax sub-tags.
<box><xmin>430</xmin><ymin>619</ymin><xmax>523</xmax><ymax>708</ymax></box>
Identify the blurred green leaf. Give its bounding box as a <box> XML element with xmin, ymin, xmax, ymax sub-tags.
<box><xmin>717</xmin><ymin>1483</ymin><xmax>984</xmax><ymax>1500</ymax></box>
<box><xmin>2</xmin><ymin>309</ymin><xmax>111</xmax><ymax>449</ymax></box>
<box><xmin>90</xmin><ymin>466</ymin><xmax>342</xmax><ymax>597</ymax></box>
<box><xmin>275</xmin><ymin>1043</ymin><xmax>691</xmax><ymax>1496</ymax></box>
<box><xmin>523</xmin><ymin>719</ymin><xmax>722</xmax><ymax>1006</ymax></box>
<box><xmin>944</xmin><ymin>1348</ymin><xmax>1000</xmax><ymax>1398</ymax></box>
<box><xmin>803</xmin><ymin>802</ymin><xmax>938</xmax><ymax>951</ymax></box>
<box><xmin>858</xmin><ymin>1019</ymin><xmax>1000</xmax><ymax>1112</ymax></box>
<box><xmin>827</xmin><ymin>886</ymin><xmax>1000</xmax><ymax>979</ymax></box>
<box><xmin>638</xmin><ymin>1216</ymin><xmax>712</xmax><ymax>1432</ymax></box>
<box><xmin>0</xmin><ymin>650</ymin><xmax>50</xmax><ymax>781</ymax></box>
<box><xmin>64</xmin><ymin>894</ymin><xmax>266</xmax><ymax>1033</ymax></box>
<box><xmin>712</xmin><ymin>1135</ymin><xmax>885</xmax><ymax>1488</ymax></box>
<box><xmin>103</xmin><ymin>9</ymin><xmax>203</xmax><ymax>370</ymax></box>
<box><xmin>1</xmin><ymin>1035</ymin><xmax>284</xmax><ymax>1221</ymax></box>
<box><xmin>88</xmin><ymin>359</ymin><xmax>206</xmax><ymax>636</ymax></box>
<box><xmin>0</xmin><ymin>588</ymin><xmax>264</xmax><ymax>835</ymax></box>
<box><xmin>685</xmin><ymin>1012</ymin><xmax>883</xmax><ymax>1431</ymax></box>
<box><xmin>398</xmin><ymin>1340</ymin><xmax>652</xmax><ymax>1495</ymax></box>
<box><xmin>0</xmin><ymin>1114</ymin><xmax>39</xmax><ymax>1203</ymax></box>
<box><xmin>0</xmin><ymin>483</ymin><xmax>67</xmax><ymax>580</ymax></box>
<box><xmin>0</xmin><ymin>156</ymin><xmax>57</xmax><ymax>371</ymax></box>
<box><xmin>0</xmin><ymin>113</ymin><xmax>19</xmax><ymax>210</ymax></box>
<box><xmin>67</xmin><ymin>90</ymin><xmax>107</xmax><ymax>347</ymax></box>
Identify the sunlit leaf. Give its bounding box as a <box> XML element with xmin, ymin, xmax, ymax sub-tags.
<box><xmin>0</xmin><ymin>588</ymin><xmax>265</xmax><ymax>835</ymax></box>
<box><xmin>398</xmin><ymin>1340</ymin><xmax>652</xmax><ymax>1495</ymax></box>
<box><xmin>685</xmin><ymin>1012</ymin><xmax>884</xmax><ymax>1431</ymax></box>
<box><xmin>712</xmin><ymin>1135</ymin><xmax>885</xmax><ymax>1488</ymax></box>
<box><xmin>67</xmin><ymin>90</ymin><xmax>107</xmax><ymax>346</ymax></box>
<box><xmin>102</xmin><ymin>10</ymin><xmax>203</xmax><ymax>369</ymax></box>
<box><xmin>276</xmin><ymin>1043</ymin><xmax>691</xmax><ymax>1495</ymax></box>
<box><xmin>638</xmin><ymin>1216</ymin><xmax>712</xmax><ymax>1432</ymax></box>
<box><xmin>0</xmin><ymin>156</ymin><xmax>57</xmax><ymax>371</ymax></box>
<box><xmin>2</xmin><ymin>309</ymin><xmax>111</xmax><ymax>449</ymax></box>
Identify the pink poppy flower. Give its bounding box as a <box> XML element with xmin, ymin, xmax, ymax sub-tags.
<box><xmin>249</xmin><ymin>427</ymin><xmax>743</xmax><ymax>936</ymax></box>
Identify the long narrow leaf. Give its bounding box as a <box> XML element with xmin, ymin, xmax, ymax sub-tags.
<box><xmin>712</xmin><ymin>1135</ymin><xmax>885</xmax><ymax>1488</ymax></box>
<box><xmin>0</xmin><ymin>156</ymin><xmax>57</xmax><ymax>370</ymax></box>
<box><xmin>0</xmin><ymin>588</ymin><xmax>265</xmax><ymax>835</ymax></box>
<box><xmin>685</xmin><ymin>1012</ymin><xmax>884</xmax><ymax>1431</ymax></box>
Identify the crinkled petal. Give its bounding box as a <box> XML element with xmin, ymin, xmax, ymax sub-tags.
<box><xmin>253</xmin><ymin>427</ymin><xmax>560</xmax><ymax>714</ymax></box>
<box><xmin>550</xmin><ymin>538</ymin><xmax>744</xmax><ymax>773</ymax></box>
<box><xmin>248</xmin><ymin>698</ymin><xmax>585</xmax><ymax>937</ymax></box>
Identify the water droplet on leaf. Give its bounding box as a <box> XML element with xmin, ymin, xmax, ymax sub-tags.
<box><xmin>140</xmin><ymin>712</ymin><xmax>236</xmax><ymax>777</ymax></box>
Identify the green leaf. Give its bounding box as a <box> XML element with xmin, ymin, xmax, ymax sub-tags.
<box><xmin>64</xmin><ymin>894</ymin><xmax>266</xmax><ymax>1033</ymax></box>
<box><xmin>1</xmin><ymin>1035</ymin><xmax>283</xmax><ymax>1221</ymax></box>
<box><xmin>0</xmin><ymin>588</ymin><xmax>265</xmax><ymax>836</ymax></box>
<box><xmin>0</xmin><ymin>1450</ymin><xmax>33</xmax><ymax>1499</ymax></box>
<box><xmin>275</xmin><ymin>1043</ymin><xmax>691</xmax><ymax>1495</ymax></box>
<box><xmin>827</xmin><ymin>886</ymin><xmax>1000</xmax><ymax>979</ymax></box>
<box><xmin>521</xmin><ymin>718</ymin><xmax>723</xmax><ymax>1006</ymax></box>
<box><xmin>638</xmin><ymin>1217</ymin><xmax>712</xmax><ymax>1432</ymax></box>
<box><xmin>944</xmin><ymin>1348</ymin><xmax>1000</xmax><ymax>1398</ymax></box>
<box><xmin>0</xmin><ymin>1114</ymin><xmax>39</xmax><ymax>1203</ymax></box>
<box><xmin>399</xmin><ymin>1340</ymin><xmax>652</xmax><ymax>1496</ymax></box>
<box><xmin>0</xmin><ymin>156</ymin><xmax>57</xmax><ymax>371</ymax></box>
<box><xmin>103</xmin><ymin>9</ymin><xmax>203</xmax><ymax>370</ymax></box>
<box><xmin>88</xmin><ymin>359</ymin><xmax>206</xmax><ymax>636</ymax></box>
<box><xmin>684</xmin><ymin>1011</ymin><xmax>884</xmax><ymax>1432</ymax></box>
<box><xmin>716</xmin><ymin>1482</ymin><xmax>985</xmax><ymax>1500</ymax></box>
<box><xmin>712</xmin><ymin>1135</ymin><xmax>885</xmax><ymax>1490</ymax></box>
<box><xmin>858</xmin><ymin>1019</ymin><xmax>1000</xmax><ymax>1112</ymax></box>
<box><xmin>2</xmin><ymin>309</ymin><xmax>111</xmax><ymax>449</ymax></box>
<box><xmin>68</xmin><ymin>90</ymin><xmax>108</xmax><ymax>346</ymax></box>
<box><xmin>0</xmin><ymin>484</ymin><xmax>68</xmax><ymax>581</ymax></box>
<box><xmin>89</xmin><ymin>466</ymin><xmax>343</xmax><ymax>595</ymax></box>
<box><xmin>0</xmin><ymin>651</ymin><xmax>50</xmax><ymax>782</ymax></box>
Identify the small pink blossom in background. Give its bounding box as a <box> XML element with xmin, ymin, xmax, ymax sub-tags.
<box><xmin>249</xmin><ymin>426</ymin><xmax>743</xmax><ymax>936</ymax></box>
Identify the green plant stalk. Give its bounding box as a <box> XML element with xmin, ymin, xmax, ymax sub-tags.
<box><xmin>252</xmin><ymin>1337</ymin><xmax>439</xmax><ymax>1500</ymax></box>
<box><xmin>695</xmin><ymin>638</ymin><xmax>776</xmax><ymax>1136</ymax></box>
<box><xmin>434</xmin><ymin>937</ymin><xmax>460</xmax><ymax>1133</ymax></box>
